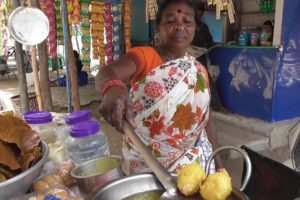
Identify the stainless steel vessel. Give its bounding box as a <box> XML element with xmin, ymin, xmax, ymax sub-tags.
<box><xmin>71</xmin><ymin>155</ymin><xmax>124</xmax><ymax>197</ymax></box>
<box><xmin>0</xmin><ymin>141</ymin><xmax>49</xmax><ymax>200</ymax></box>
<box><xmin>92</xmin><ymin>173</ymin><xmax>249</xmax><ymax>200</ymax></box>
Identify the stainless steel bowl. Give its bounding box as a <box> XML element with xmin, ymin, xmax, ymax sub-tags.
<box><xmin>71</xmin><ymin>155</ymin><xmax>124</xmax><ymax>197</ymax></box>
<box><xmin>0</xmin><ymin>141</ymin><xmax>49</xmax><ymax>199</ymax></box>
<box><xmin>92</xmin><ymin>173</ymin><xmax>249</xmax><ymax>200</ymax></box>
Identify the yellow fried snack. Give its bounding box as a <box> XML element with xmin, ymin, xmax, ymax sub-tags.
<box><xmin>200</xmin><ymin>168</ymin><xmax>232</xmax><ymax>200</ymax></box>
<box><xmin>177</xmin><ymin>162</ymin><xmax>206</xmax><ymax>196</ymax></box>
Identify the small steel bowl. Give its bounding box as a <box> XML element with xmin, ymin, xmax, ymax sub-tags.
<box><xmin>71</xmin><ymin>155</ymin><xmax>124</xmax><ymax>197</ymax></box>
<box><xmin>0</xmin><ymin>141</ymin><xmax>49</xmax><ymax>199</ymax></box>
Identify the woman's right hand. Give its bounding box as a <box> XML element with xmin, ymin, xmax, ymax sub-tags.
<box><xmin>98</xmin><ymin>86</ymin><xmax>136</xmax><ymax>133</ymax></box>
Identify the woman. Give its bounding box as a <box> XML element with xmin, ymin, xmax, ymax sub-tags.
<box><xmin>96</xmin><ymin>0</ymin><xmax>222</xmax><ymax>174</ymax></box>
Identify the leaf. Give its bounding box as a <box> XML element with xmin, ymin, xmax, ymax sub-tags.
<box><xmin>154</xmin><ymin>150</ymin><xmax>161</xmax><ymax>157</ymax></box>
<box><xmin>143</xmin><ymin>120</ymin><xmax>152</xmax><ymax>127</ymax></box>
<box><xmin>139</xmin><ymin>77</ymin><xmax>146</xmax><ymax>84</ymax></box>
<box><xmin>153</xmin><ymin>109</ymin><xmax>161</xmax><ymax>119</ymax></box>
<box><xmin>164</xmin><ymin>138</ymin><xmax>177</xmax><ymax>148</ymax></box>
<box><xmin>149</xmin><ymin>116</ymin><xmax>165</xmax><ymax>138</ymax></box>
<box><xmin>171</xmin><ymin>103</ymin><xmax>196</xmax><ymax>132</ymax></box>
<box><xmin>196</xmin><ymin>106</ymin><xmax>203</xmax><ymax>118</ymax></box>
<box><xmin>188</xmin><ymin>84</ymin><xmax>194</xmax><ymax>89</ymax></box>
<box><xmin>195</xmin><ymin>73</ymin><xmax>206</xmax><ymax>93</ymax></box>
<box><xmin>126</xmin><ymin>143</ymin><xmax>132</xmax><ymax>150</ymax></box>
<box><xmin>166</xmin><ymin>126</ymin><xmax>174</xmax><ymax>135</ymax></box>
<box><xmin>174</xmin><ymin>133</ymin><xmax>185</xmax><ymax>140</ymax></box>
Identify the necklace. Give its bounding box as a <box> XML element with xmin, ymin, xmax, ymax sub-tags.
<box><xmin>158</xmin><ymin>45</ymin><xmax>171</xmax><ymax>61</ymax></box>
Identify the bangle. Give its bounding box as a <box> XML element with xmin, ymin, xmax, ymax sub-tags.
<box><xmin>100</xmin><ymin>79</ymin><xmax>127</xmax><ymax>95</ymax></box>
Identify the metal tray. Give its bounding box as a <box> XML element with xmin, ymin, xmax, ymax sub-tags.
<box><xmin>8</xmin><ymin>7</ymin><xmax>49</xmax><ymax>45</ymax></box>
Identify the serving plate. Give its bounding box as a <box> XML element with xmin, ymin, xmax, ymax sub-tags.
<box><xmin>8</xmin><ymin>7</ymin><xmax>49</xmax><ymax>45</ymax></box>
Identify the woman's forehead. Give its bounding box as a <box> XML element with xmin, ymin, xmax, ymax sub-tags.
<box><xmin>162</xmin><ymin>2</ymin><xmax>195</xmax><ymax>17</ymax></box>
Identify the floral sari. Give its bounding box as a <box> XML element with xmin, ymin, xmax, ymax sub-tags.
<box><xmin>122</xmin><ymin>54</ymin><xmax>215</xmax><ymax>174</ymax></box>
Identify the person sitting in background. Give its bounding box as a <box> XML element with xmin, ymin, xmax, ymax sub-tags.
<box><xmin>73</xmin><ymin>50</ymin><xmax>88</xmax><ymax>86</ymax></box>
<box><xmin>96</xmin><ymin>0</ymin><xmax>223</xmax><ymax>175</ymax></box>
<box><xmin>58</xmin><ymin>51</ymin><xmax>88</xmax><ymax>87</ymax></box>
<box><xmin>192</xmin><ymin>2</ymin><xmax>228</xmax><ymax>113</ymax></box>
<box><xmin>0</xmin><ymin>56</ymin><xmax>9</xmax><ymax>76</ymax></box>
<box><xmin>73</xmin><ymin>50</ymin><xmax>83</xmax><ymax>76</ymax></box>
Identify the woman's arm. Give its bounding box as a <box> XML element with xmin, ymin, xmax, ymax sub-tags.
<box><xmin>95</xmin><ymin>57</ymin><xmax>137</xmax><ymax>131</ymax></box>
<box><xmin>205</xmin><ymin>117</ymin><xmax>224</xmax><ymax>170</ymax></box>
<box><xmin>95</xmin><ymin>57</ymin><xmax>136</xmax><ymax>91</ymax></box>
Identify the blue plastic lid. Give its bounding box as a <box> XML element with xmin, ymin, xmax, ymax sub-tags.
<box><xmin>23</xmin><ymin>111</ymin><xmax>53</xmax><ymax>124</ymax></box>
<box><xmin>65</xmin><ymin>110</ymin><xmax>92</xmax><ymax>125</ymax></box>
<box><xmin>43</xmin><ymin>194</ymin><xmax>61</xmax><ymax>200</ymax></box>
<box><xmin>70</xmin><ymin>120</ymin><xmax>100</xmax><ymax>138</ymax></box>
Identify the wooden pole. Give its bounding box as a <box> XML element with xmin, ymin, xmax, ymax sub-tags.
<box><xmin>61</xmin><ymin>0</ymin><xmax>80</xmax><ymax>112</ymax></box>
<box><xmin>28</xmin><ymin>0</ymin><xmax>43</xmax><ymax>111</ymax></box>
<box><xmin>61</xmin><ymin>0</ymin><xmax>72</xmax><ymax>113</ymax></box>
<box><xmin>68</xmin><ymin>40</ymin><xmax>81</xmax><ymax>112</ymax></box>
<box><xmin>30</xmin><ymin>46</ymin><xmax>43</xmax><ymax>111</ymax></box>
<box><xmin>37</xmin><ymin>42</ymin><xmax>53</xmax><ymax>111</ymax></box>
<box><xmin>31</xmin><ymin>0</ymin><xmax>53</xmax><ymax>111</ymax></box>
<box><xmin>12</xmin><ymin>0</ymin><xmax>29</xmax><ymax>114</ymax></box>
<box><xmin>73</xmin><ymin>25</ymin><xmax>81</xmax><ymax>54</ymax></box>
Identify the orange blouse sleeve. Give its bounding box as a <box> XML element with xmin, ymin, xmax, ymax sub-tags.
<box><xmin>124</xmin><ymin>46</ymin><xmax>163</xmax><ymax>84</ymax></box>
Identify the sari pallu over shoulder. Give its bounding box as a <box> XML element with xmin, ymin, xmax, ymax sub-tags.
<box><xmin>122</xmin><ymin>54</ymin><xmax>214</xmax><ymax>174</ymax></box>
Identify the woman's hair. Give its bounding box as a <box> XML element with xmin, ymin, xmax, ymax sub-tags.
<box><xmin>196</xmin><ymin>1</ymin><xmax>205</xmax><ymax>12</ymax></box>
<box><xmin>156</xmin><ymin>0</ymin><xmax>197</xmax><ymax>24</ymax></box>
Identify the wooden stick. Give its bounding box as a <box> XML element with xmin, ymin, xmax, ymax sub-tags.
<box><xmin>61</xmin><ymin>0</ymin><xmax>80</xmax><ymax>112</ymax></box>
<box><xmin>28</xmin><ymin>0</ymin><xmax>43</xmax><ymax>111</ymax></box>
<box><xmin>31</xmin><ymin>0</ymin><xmax>53</xmax><ymax>111</ymax></box>
<box><xmin>12</xmin><ymin>0</ymin><xmax>29</xmax><ymax>114</ymax></box>
<box><xmin>30</xmin><ymin>46</ymin><xmax>43</xmax><ymax>111</ymax></box>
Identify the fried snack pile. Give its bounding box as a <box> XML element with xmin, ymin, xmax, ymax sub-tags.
<box><xmin>176</xmin><ymin>163</ymin><xmax>232</xmax><ymax>200</ymax></box>
<box><xmin>200</xmin><ymin>169</ymin><xmax>232</xmax><ymax>200</ymax></box>
<box><xmin>177</xmin><ymin>162</ymin><xmax>206</xmax><ymax>196</ymax></box>
<box><xmin>0</xmin><ymin>114</ymin><xmax>42</xmax><ymax>182</ymax></box>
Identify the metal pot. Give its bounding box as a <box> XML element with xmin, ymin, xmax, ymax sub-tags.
<box><xmin>0</xmin><ymin>141</ymin><xmax>49</xmax><ymax>200</ymax></box>
<box><xmin>71</xmin><ymin>155</ymin><xmax>124</xmax><ymax>198</ymax></box>
<box><xmin>91</xmin><ymin>173</ymin><xmax>249</xmax><ymax>200</ymax></box>
<box><xmin>92</xmin><ymin>146</ymin><xmax>251</xmax><ymax>200</ymax></box>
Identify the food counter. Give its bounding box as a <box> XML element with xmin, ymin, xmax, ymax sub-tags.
<box><xmin>0</xmin><ymin>112</ymin><xmax>123</xmax><ymax>200</ymax></box>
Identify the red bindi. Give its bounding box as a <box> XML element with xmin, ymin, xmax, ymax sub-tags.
<box><xmin>177</xmin><ymin>9</ymin><xmax>182</xmax><ymax>13</ymax></box>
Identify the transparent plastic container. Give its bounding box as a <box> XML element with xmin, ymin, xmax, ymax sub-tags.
<box><xmin>58</xmin><ymin>110</ymin><xmax>92</xmax><ymax>140</ymax></box>
<box><xmin>24</xmin><ymin>111</ymin><xmax>57</xmax><ymax>143</ymax></box>
<box><xmin>65</xmin><ymin>120</ymin><xmax>110</xmax><ymax>165</ymax></box>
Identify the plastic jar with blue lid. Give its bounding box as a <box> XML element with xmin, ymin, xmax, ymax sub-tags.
<box><xmin>65</xmin><ymin>120</ymin><xmax>110</xmax><ymax>165</ymax></box>
<box><xmin>23</xmin><ymin>111</ymin><xmax>57</xmax><ymax>143</ymax></box>
<box><xmin>58</xmin><ymin>110</ymin><xmax>92</xmax><ymax>140</ymax></box>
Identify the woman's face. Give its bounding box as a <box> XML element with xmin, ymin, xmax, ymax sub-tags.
<box><xmin>157</xmin><ymin>1</ymin><xmax>196</xmax><ymax>51</ymax></box>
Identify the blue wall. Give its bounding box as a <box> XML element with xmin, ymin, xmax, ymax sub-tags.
<box><xmin>210</xmin><ymin>47</ymin><xmax>277</xmax><ymax>121</ymax></box>
<box><xmin>272</xmin><ymin>1</ymin><xmax>300</xmax><ymax>121</ymax></box>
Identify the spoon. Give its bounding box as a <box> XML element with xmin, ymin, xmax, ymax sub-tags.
<box><xmin>123</xmin><ymin>121</ymin><xmax>198</xmax><ymax>200</ymax></box>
